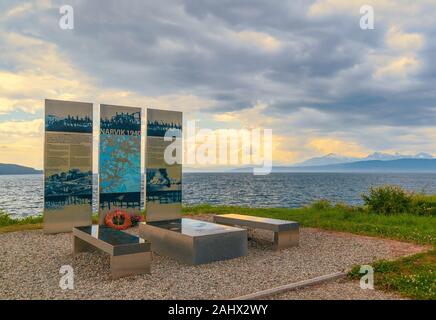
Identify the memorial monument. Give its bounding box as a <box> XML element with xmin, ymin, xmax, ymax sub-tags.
<box><xmin>44</xmin><ymin>99</ymin><xmax>93</xmax><ymax>234</ymax></box>
<box><xmin>139</xmin><ymin>108</ymin><xmax>248</xmax><ymax>265</ymax></box>
<box><xmin>43</xmin><ymin>99</ymin><xmax>247</xmax><ymax>273</ymax></box>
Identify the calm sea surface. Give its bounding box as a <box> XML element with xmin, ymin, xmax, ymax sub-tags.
<box><xmin>1</xmin><ymin>173</ymin><xmax>436</xmax><ymax>218</ymax></box>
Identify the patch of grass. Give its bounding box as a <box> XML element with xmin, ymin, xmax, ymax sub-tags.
<box><xmin>0</xmin><ymin>223</ymin><xmax>43</xmax><ymax>233</ymax></box>
<box><xmin>0</xmin><ymin>210</ymin><xmax>43</xmax><ymax>233</ymax></box>
<box><xmin>0</xmin><ymin>211</ymin><xmax>100</xmax><ymax>233</ymax></box>
<box><xmin>309</xmin><ymin>199</ymin><xmax>332</xmax><ymax>210</ymax></box>
<box><xmin>183</xmin><ymin>204</ymin><xmax>436</xmax><ymax>245</ymax></box>
<box><xmin>349</xmin><ymin>250</ymin><xmax>436</xmax><ymax>300</ymax></box>
<box><xmin>0</xmin><ymin>210</ymin><xmax>42</xmax><ymax>227</ymax></box>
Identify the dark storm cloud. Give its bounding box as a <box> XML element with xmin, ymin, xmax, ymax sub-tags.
<box><xmin>2</xmin><ymin>0</ymin><xmax>435</xmax><ymax>132</ymax></box>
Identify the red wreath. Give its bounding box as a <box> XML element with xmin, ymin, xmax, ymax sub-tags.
<box><xmin>105</xmin><ymin>209</ymin><xmax>132</xmax><ymax>230</ymax></box>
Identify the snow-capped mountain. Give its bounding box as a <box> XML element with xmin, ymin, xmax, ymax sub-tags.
<box><xmin>297</xmin><ymin>152</ymin><xmax>434</xmax><ymax>166</ymax></box>
<box><xmin>364</xmin><ymin>152</ymin><xmax>434</xmax><ymax>161</ymax></box>
<box><xmin>414</xmin><ymin>152</ymin><xmax>434</xmax><ymax>159</ymax></box>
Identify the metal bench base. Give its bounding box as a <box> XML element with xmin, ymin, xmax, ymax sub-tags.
<box><xmin>213</xmin><ymin>214</ymin><xmax>299</xmax><ymax>250</ymax></box>
<box><xmin>110</xmin><ymin>252</ymin><xmax>151</xmax><ymax>279</ymax></box>
<box><xmin>274</xmin><ymin>229</ymin><xmax>299</xmax><ymax>250</ymax></box>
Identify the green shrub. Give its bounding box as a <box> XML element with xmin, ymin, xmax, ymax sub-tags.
<box><xmin>410</xmin><ymin>195</ymin><xmax>436</xmax><ymax>216</ymax></box>
<box><xmin>361</xmin><ymin>185</ymin><xmax>412</xmax><ymax>215</ymax></box>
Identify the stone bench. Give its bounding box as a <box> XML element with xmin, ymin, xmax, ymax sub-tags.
<box><xmin>213</xmin><ymin>214</ymin><xmax>299</xmax><ymax>250</ymax></box>
<box><xmin>73</xmin><ymin>225</ymin><xmax>151</xmax><ymax>279</ymax></box>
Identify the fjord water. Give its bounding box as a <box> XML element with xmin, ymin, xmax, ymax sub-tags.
<box><xmin>2</xmin><ymin>173</ymin><xmax>436</xmax><ymax>218</ymax></box>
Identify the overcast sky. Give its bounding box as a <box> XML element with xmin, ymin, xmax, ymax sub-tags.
<box><xmin>1</xmin><ymin>0</ymin><xmax>436</xmax><ymax>169</ymax></box>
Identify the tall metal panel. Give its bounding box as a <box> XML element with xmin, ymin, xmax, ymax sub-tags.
<box><xmin>99</xmin><ymin>104</ymin><xmax>142</xmax><ymax>225</ymax></box>
<box><xmin>146</xmin><ymin>108</ymin><xmax>182</xmax><ymax>222</ymax></box>
<box><xmin>44</xmin><ymin>99</ymin><xmax>93</xmax><ymax>234</ymax></box>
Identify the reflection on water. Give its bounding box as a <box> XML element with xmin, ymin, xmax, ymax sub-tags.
<box><xmin>1</xmin><ymin>172</ymin><xmax>436</xmax><ymax>218</ymax></box>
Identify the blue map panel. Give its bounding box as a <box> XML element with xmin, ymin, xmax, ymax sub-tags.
<box><xmin>99</xmin><ymin>105</ymin><xmax>141</xmax><ymax>221</ymax></box>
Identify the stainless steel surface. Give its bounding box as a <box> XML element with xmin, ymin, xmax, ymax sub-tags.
<box><xmin>145</xmin><ymin>108</ymin><xmax>183</xmax><ymax>223</ymax></box>
<box><xmin>73</xmin><ymin>234</ymin><xmax>95</xmax><ymax>256</ymax></box>
<box><xmin>213</xmin><ymin>214</ymin><xmax>300</xmax><ymax>250</ymax></box>
<box><xmin>44</xmin><ymin>208</ymin><xmax>92</xmax><ymax>234</ymax></box>
<box><xmin>73</xmin><ymin>225</ymin><xmax>151</xmax><ymax>255</ymax></box>
<box><xmin>213</xmin><ymin>214</ymin><xmax>299</xmax><ymax>232</ymax></box>
<box><xmin>147</xmin><ymin>218</ymin><xmax>246</xmax><ymax>236</ymax></box>
<box><xmin>145</xmin><ymin>202</ymin><xmax>181</xmax><ymax>222</ymax></box>
<box><xmin>44</xmin><ymin>99</ymin><xmax>93</xmax><ymax>234</ymax></box>
<box><xmin>139</xmin><ymin>218</ymin><xmax>247</xmax><ymax>265</ymax></box>
<box><xmin>110</xmin><ymin>252</ymin><xmax>152</xmax><ymax>279</ymax></box>
<box><xmin>73</xmin><ymin>225</ymin><xmax>151</xmax><ymax>278</ymax></box>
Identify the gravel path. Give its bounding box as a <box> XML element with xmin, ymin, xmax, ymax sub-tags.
<box><xmin>0</xmin><ymin>218</ymin><xmax>426</xmax><ymax>300</ymax></box>
<box><xmin>266</xmin><ymin>279</ymin><xmax>407</xmax><ymax>300</ymax></box>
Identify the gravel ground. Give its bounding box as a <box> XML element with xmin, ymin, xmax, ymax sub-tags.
<box><xmin>0</xmin><ymin>217</ymin><xmax>426</xmax><ymax>300</ymax></box>
<box><xmin>267</xmin><ymin>278</ymin><xmax>407</xmax><ymax>300</ymax></box>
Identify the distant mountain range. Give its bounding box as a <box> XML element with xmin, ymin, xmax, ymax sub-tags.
<box><xmin>294</xmin><ymin>152</ymin><xmax>434</xmax><ymax>167</ymax></box>
<box><xmin>232</xmin><ymin>152</ymin><xmax>436</xmax><ymax>173</ymax></box>
<box><xmin>272</xmin><ymin>159</ymin><xmax>436</xmax><ymax>173</ymax></box>
<box><xmin>0</xmin><ymin>163</ymin><xmax>42</xmax><ymax>175</ymax></box>
<box><xmin>230</xmin><ymin>159</ymin><xmax>436</xmax><ymax>173</ymax></box>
